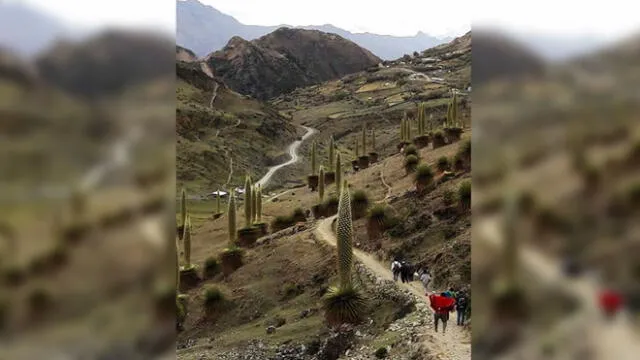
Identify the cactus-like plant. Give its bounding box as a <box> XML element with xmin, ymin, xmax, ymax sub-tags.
<box><xmin>319</xmin><ymin>166</ymin><xmax>325</xmax><ymax>203</ymax></box>
<box><xmin>323</xmin><ymin>179</ymin><xmax>366</xmax><ymax>326</ymax></box>
<box><xmin>371</xmin><ymin>128</ymin><xmax>376</xmax><ymax>151</ymax></box>
<box><xmin>355</xmin><ymin>138</ymin><xmax>359</xmax><ymax>158</ymax></box>
<box><xmin>336</xmin><ymin>180</ymin><xmax>353</xmax><ymax>288</ymax></box>
<box><xmin>417</xmin><ymin>102</ymin><xmax>424</xmax><ymax>135</ymax></box>
<box><xmin>227</xmin><ymin>190</ymin><xmax>236</xmax><ymax>246</ymax></box>
<box><xmin>256</xmin><ymin>186</ymin><xmax>262</xmax><ymax>222</ymax></box>
<box><xmin>251</xmin><ymin>185</ymin><xmax>258</xmax><ymax>224</ymax></box>
<box><xmin>406</xmin><ymin>117</ymin><xmax>412</xmax><ymax>140</ymax></box>
<box><xmin>335</xmin><ymin>152</ymin><xmax>342</xmax><ymax>193</ymax></box>
<box><xmin>183</xmin><ymin>214</ymin><xmax>192</xmax><ymax>266</ymax></box>
<box><xmin>400</xmin><ymin>118</ymin><xmax>406</xmax><ymax>141</ymax></box>
<box><xmin>328</xmin><ymin>136</ymin><xmax>335</xmax><ymax>172</ymax></box>
<box><xmin>180</xmin><ymin>188</ymin><xmax>187</xmax><ymax>229</ymax></box>
<box><xmin>362</xmin><ymin>125</ymin><xmax>367</xmax><ymax>154</ymax></box>
<box><xmin>452</xmin><ymin>91</ymin><xmax>459</xmax><ymax>128</ymax></box>
<box><xmin>311</xmin><ymin>141</ymin><xmax>317</xmax><ymax>175</ymax></box>
<box><xmin>244</xmin><ymin>176</ymin><xmax>253</xmax><ymax>227</ymax></box>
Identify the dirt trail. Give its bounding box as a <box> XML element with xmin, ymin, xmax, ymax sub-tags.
<box><xmin>314</xmin><ymin>215</ymin><xmax>471</xmax><ymax>360</ymax></box>
<box><xmin>477</xmin><ymin>214</ymin><xmax>640</xmax><ymax>359</ymax></box>
<box><xmin>255</xmin><ymin>126</ymin><xmax>317</xmax><ymax>189</ymax></box>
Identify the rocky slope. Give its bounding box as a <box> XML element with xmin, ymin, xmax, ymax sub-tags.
<box><xmin>176</xmin><ymin>54</ymin><xmax>298</xmax><ymax>194</ymax></box>
<box><xmin>205</xmin><ymin>28</ymin><xmax>381</xmax><ymax>100</ymax></box>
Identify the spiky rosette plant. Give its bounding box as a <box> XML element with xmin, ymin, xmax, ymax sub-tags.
<box><xmin>238</xmin><ymin>176</ymin><xmax>261</xmax><ymax>246</ymax></box>
<box><xmin>308</xmin><ymin>142</ymin><xmax>320</xmax><ymax>190</ymax></box>
<box><xmin>369</xmin><ymin>128</ymin><xmax>379</xmax><ymax>163</ymax></box>
<box><xmin>358</xmin><ymin>125</ymin><xmax>370</xmax><ymax>169</ymax></box>
<box><xmin>335</xmin><ymin>152</ymin><xmax>342</xmax><ymax>194</ymax></box>
<box><xmin>244</xmin><ymin>176</ymin><xmax>253</xmax><ymax>228</ymax></box>
<box><xmin>179</xmin><ymin>214</ymin><xmax>200</xmax><ymax>290</ymax></box>
<box><xmin>323</xmin><ymin>180</ymin><xmax>366</xmax><ymax>326</ymax></box>
<box><xmin>220</xmin><ymin>192</ymin><xmax>244</xmax><ymax>275</ymax></box>
<box><xmin>413</xmin><ymin>102</ymin><xmax>430</xmax><ymax>148</ymax></box>
<box><xmin>319</xmin><ymin>166</ymin><xmax>325</xmax><ymax>203</ymax></box>
<box><xmin>182</xmin><ymin>215</ymin><xmax>192</xmax><ymax>266</ymax></box>
<box><xmin>492</xmin><ymin>190</ymin><xmax>529</xmax><ymax>321</ymax></box>
<box><xmin>414</xmin><ymin>164</ymin><xmax>435</xmax><ymax>194</ymax></box>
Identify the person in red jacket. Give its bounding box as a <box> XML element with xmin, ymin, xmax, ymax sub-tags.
<box><xmin>598</xmin><ymin>288</ymin><xmax>623</xmax><ymax>320</ymax></box>
<box><xmin>429</xmin><ymin>292</ymin><xmax>456</xmax><ymax>333</ymax></box>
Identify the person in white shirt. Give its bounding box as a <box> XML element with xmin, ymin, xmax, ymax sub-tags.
<box><xmin>391</xmin><ymin>259</ymin><xmax>402</xmax><ymax>282</ymax></box>
<box><xmin>419</xmin><ymin>268</ymin><xmax>431</xmax><ymax>294</ymax></box>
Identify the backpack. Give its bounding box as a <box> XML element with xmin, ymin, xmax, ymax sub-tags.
<box><xmin>457</xmin><ymin>296</ymin><xmax>467</xmax><ymax>309</ymax></box>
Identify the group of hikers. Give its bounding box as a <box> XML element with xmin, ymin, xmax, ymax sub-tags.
<box><xmin>391</xmin><ymin>259</ymin><xmax>470</xmax><ymax>333</ymax></box>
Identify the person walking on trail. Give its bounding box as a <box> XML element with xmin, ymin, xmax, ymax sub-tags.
<box><xmin>400</xmin><ymin>261</ymin><xmax>408</xmax><ymax>283</ymax></box>
<box><xmin>443</xmin><ymin>287</ymin><xmax>456</xmax><ymax>298</ymax></box>
<box><xmin>391</xmin><ymin>259</ymin><xmax>402</xmax><ymax>282</ymax></box>
<box><xmin>598</xmin><ymin>288</ymin><xmax>623</xmax><ymax>320</ymax></box>
<box><xmin>455</xmin><ymin>291</ymin><xmax>469</xmax><ymax>326</ymax></box>
<box><xmin>419</xmin><ymin>269</ymin><xmax>431</xmax><ymax>294</ymax></box>
<box><xmin>429</xmin><ymin>292</ymin><xmax>456</xmax><ymax>334</ymax></box>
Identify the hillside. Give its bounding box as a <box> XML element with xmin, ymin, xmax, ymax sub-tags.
<box><xmin>472</xmin><ymin>30</ymin><xmax>546</xmax><ymax>86</ymax></box>
<box><xmin>176</xmin><ymin>34</ymin><xmax>472</xmax><ymax>360</ymax></box>
<box><xmin>0</xmin><ymin>29</ymin><xmax>175</xmax><ymax>359</ymax></box>
<box><xmin>176</xmin><ymin>55</ymin><xmax>299</xmax><ymax>195</ymax></box>
<box><xmin>176</xmin><ymin>0</ymin><xmax>452</xmax><ymax>60</ymax></box>
<box><xmin>472</xmin><ymin>30</ymin><xmax>640</xmax><ymax>358</ymax></box>
<box><xmin>206</xmin><ymin>28</ymin><xmax>381</xmax><ymax>100</ymax></box>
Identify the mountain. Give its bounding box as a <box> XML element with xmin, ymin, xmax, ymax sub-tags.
<box><xmin>176</xmin><ymin>0</ymin><xmax>451</xmax><ymax>60</ymax></box>
<box><xmin>206</xmin><ymin>27</ymin><xmax>381</xmax><ymax>100</ymax></box>
<box><xmin>176</xmin><ymin>53</ymin><xmax>298</xmax><ymax>193</ymax></box>
<box><xmin>499</xmin><ymin>31</ymin><xmax>612</xmax><ymax>62</ymax></box>
<box><xmin>472</xmin><ymin>30</ymin><xmax>546</xmax><ymax>86</ymax></box>
<box><xmin>36</xmin><ymin>31</ymin><xmax>175</xmax><ymax>99</ymax></box>
<box><xmin>0</xmin><ymin>2</ymin><xmax>70</xmax><ymax>57</ymax></box>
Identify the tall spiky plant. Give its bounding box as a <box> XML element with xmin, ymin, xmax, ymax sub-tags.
<box><xmin>355</xmin><ymin>139</ymin><xmax>359</xmax><ymax>158</ymax></box>
<box><xmin>182</xmin><ymin>214</ymin><xmax>192</xmax><ymax>266</ymax></box>
<box><xmin>406</xmin><ymin>118</ymin><xmax>412</xmax><ymax>139</ymax></box>
<box><xmin>371</xmin><ymin>128</ymin><xmax>376</xmax><ymax>151</ymax></box>
<box><xmin>228</xmin><ymin>190</ymin><xmax>237</xmax><ymax>246</ymax></box>
<box><xmin>319</xmin><ymin>166</ymin><xmax>325</xmax><ymax>202</ymax></box>
<box><xmin>335</xmin><ymin>152</ymin><xmax>342</xmax><ymax>193</ymax></box>
<box><xmin>180</xmin><ymin>188</ymin><xmax>187</xmax><ymax>229</ymax></box>
<box><xmin>175</xmin><ymin>240</ymin><xmax>180</xmax><ymax>290</ymax></box>
<box><xmin>400</xmin><ymin>118</ymin><xmax>406</xmax><ymax>141</ymax></box>
<box><xmin>256</xmin><ymin>186</ymin><xmax>263</xmax><ymax>223</ymax></box>
<box><xmin>311</xmin><ymin>141</ymin><xmax>317</xmax><ymax>175</ymax></box>
<box><xmin>336</xmin><ymin>180</ymin><xmax>353</xmax><ymax>288</ymax></box>
<box><xmin>244</xmin><ymin>176</ymin><xmax>253</xmax><ymax>228</ymax></box>
<box><xmin>362</xmin><ymin>125</ymin><xmax>367</xmax><ymax>154</ymax></box>
<box><xmin>451</xmin><ymin>91</ymin><xmax>459</xmax><ymax>128</ymax></box>
<box><xmin>417</xmin><ymin>103</ymin><xmax>423</xmax><ymax>135</ymax></box>
<box><xmin>328</xmin><ymin>136</ymin><xmax>335</xmax><ymax>172</ymax></box>
<box><xmin>322</xmin><ymin>179</ymin><xmax>366</xmax><ymax>326</ymax></box>
<box><xmin>251</xmin><ymin>185</ymin><xmax>257</xmax><ymax>224</ymax></box>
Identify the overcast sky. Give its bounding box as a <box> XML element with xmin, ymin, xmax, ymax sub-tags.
<box><xmin>474</xmin><ymin>1</ymin><xmax>638</xmax><ymax>41</ymax></box>
<box><xmin>197</xmin><ymin>0</ymin><xmax>471</xmax><ymax>37</ymax></box>
<box><xmin>12</xmin><ymin>0</ymin><xmax>175</xmax><ymax>34</ymax></box>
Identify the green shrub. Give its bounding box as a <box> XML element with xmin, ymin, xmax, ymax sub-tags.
<box><xmin>271</xmin><ymin>215</ymin><xmax>294</xmax><ymax>232</ymax></box>
<box><xmin>375</xmin><ymin>347</ymin><xmax>389</xmax><ymax>358</ymax></box>
<box><xmin>352</xmin><ymin>190</ymin><xmax>369</xmax><ymax>205</ymax></box>
<box><xmin>203</xmin><ymin>257</ymin><xmax>220</xmax><ymax>278</ymax></box>
<box><xmin>458</xmin><ymin>181</ymin><xmax>471</xmax><ymax>208</ymax></box>
<box><xmin>323</xmin><ymin>286</ymin><xmax>366</xmax><ymax>326</ymax></box>
<box><xmin>368</xmin><ymin>205</ymin><xmax>387</xmax><ymax>221</ymax></box>
<box><xmin>203</xmin><ymin>286</ymin><xmax>224</xmax><ymax>309</ymax></box>
<box><xmin>404</xmin><ymin>155</ymin><xmax>419</xmax><ymax>173</ymax></box>
<box><xmin>443</xmin><ymin>189</ymin><xmax>456</xmax><ymax>206</ymax></box>
<box><xmin>437</xmin><ymin>156</ymin><xmax>450</xmax><ymax>172</ymax></box>
<box><xmin>291</xmin><ymin>208</ymin><xmax>306</xmax><ymax>223</ymax></box>
<box><xmin>415</xmin><ymin>164</ymin><xmax>434</xmax><ymax>190</ymax></box>
<box><xmin>404</xmin><ymin>144</ymin><xmax>418</xmax><ymax>157</ymax></box>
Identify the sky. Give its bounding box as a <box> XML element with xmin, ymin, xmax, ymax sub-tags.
<box><xmin>197</xmin><ymin>0</ymin><xmax>471</xmax><ymax>38</ymax></box>
<box><xmin>10</xmin><ymin>0</ymin><xmax>176</xmax><ymax>34</ymax></box>
<box><xmin>474</xmin><ymin>1</ymin><xmax>639</xmax><ymax>41</ymax></box>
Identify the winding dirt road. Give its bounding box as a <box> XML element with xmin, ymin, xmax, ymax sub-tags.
<box><xmin>255</xmin><ymin>126</ymin><xmax>317</xmax><ymax>189</ymax></box>
<box><xmin>314</xmin><ymin>215</ymin><xmax>471</xmax><ymax>360</ymax></box>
